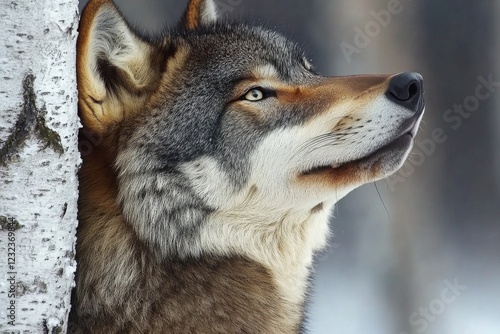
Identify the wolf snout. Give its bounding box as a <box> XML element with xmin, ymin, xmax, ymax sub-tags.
<box><xmin>385</xmin><ymin>72</ymin><xmax>424</xmax><ymax>112</ymax></box>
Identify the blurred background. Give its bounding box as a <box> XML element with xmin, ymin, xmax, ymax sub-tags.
<box><xmin>78</xmin><ymin>1</ymin><xmax>500</xmax><ymax>333</ymax></box>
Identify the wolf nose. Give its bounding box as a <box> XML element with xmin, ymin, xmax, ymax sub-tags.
<box><xmin>386</xmin><ymin>72</ymin><xmax>424</xmax><ymax>111</ymax></box>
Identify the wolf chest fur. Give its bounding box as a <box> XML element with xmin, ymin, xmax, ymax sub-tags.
<box><xmin>72</xmin><ymin>0</ymin><xmax>425</xmax><ymax>332</ymax></box>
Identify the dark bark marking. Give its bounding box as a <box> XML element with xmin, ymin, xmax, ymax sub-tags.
<box><xmin>0</xmin><ymin>73</ymin><xmax>64</xmax><ymax>167</ymax></box>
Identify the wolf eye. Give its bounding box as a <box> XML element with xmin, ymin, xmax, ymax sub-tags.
<box><xmin>244</xmin><ymin>88</ymin><xmax>265</xmax><ymax>101</ymax></box>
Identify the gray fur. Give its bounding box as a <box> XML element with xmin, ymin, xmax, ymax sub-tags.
<box><xmin>116</xmin><ymin>25</ymin><xmax>322</xmax><ymax>258</ymax></box>
<box><xmin>72</xmin><ymin>0</ymin><xmax>424</xmax><ymax>332</ymax></box>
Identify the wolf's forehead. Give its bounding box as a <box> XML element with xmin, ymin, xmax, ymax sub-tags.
<box><xmin>184</xmin><ymin>25</ymin><xmax>304</xmax><ymax>78</ymax></box>
<box><xmin>191</xmin><ymin>24</ymin><xmax>299</xmax><ymax>51</ymax></box>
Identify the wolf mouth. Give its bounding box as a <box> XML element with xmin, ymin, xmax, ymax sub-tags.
<box><xmin>303</xmin><ymin>109</ymin><xmax>424</xmax><ymax>176</ymax></box>
<box><xmin>334</xmin><ymin>132</ymin><xmax>413</xmax><ymax>170</ymax></box>
<box><xmin>302</xmin><ymin>133</ymin><xmax>412</xmax><ymax>176</ymax></box>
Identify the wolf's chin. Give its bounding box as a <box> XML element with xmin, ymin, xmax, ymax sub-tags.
<box><xmin>303</xmin><ymin>133</ymin><xmax>413</xmax><ymax>178</ymax></box>
<box><xmin>351</xmin><ymin>133</ymin><xmax>414</xmax><ymax>176</ymax></box>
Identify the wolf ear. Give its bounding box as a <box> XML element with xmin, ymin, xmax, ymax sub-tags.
<box><xmin>77</xmin><ymin>0</ymin><xmax>166</xmax><ymax>133</ymax></box>
<box><xmin>181</xmin><ymin>0</ymin><xmax>218</xmax><ymax>30</ymax></box>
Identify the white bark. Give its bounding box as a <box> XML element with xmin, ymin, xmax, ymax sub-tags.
<box><xmin>0</xmin><ymin>0</ymin><xmax>79</xmax><ymax>332</ymax></box>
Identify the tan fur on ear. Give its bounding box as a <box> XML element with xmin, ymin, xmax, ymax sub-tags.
<box><xmin>77</xmin><ymin>0</ymin><xmax>164</xmax><ymax>133</ymax></box>
<box><xmin>183</xmin><ymin>0</ymin><xmax>218</xmax><ymax>30</ymax></box>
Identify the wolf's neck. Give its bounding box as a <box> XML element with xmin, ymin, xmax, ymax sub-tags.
<box><xmin>117</xmin><ymin>164</ymin><xmax>332</xmax><ymax>325</ymax></box>
<box><xmin>202</xmin><ymin>207</ymin><xmax>331</xmax><ymax>311</ymax></box>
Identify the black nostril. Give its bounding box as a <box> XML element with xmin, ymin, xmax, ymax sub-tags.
<box><xmin>385</xmin><ymin>72</ymin><xmax>424</xmax><ymax>111</ymax></box>
<box><xmin>408</xmin><ymin>82</ymin><xmax>419</xmax><ymax>99</ymax></box>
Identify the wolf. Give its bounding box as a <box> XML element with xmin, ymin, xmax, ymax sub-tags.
<box><xmin>71</xmin><ymin>0</ymin><xmax>425</xmax><ymax>332</ymax></box>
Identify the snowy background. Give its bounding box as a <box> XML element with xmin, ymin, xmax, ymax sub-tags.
<box><xmin>77</xmin><ymin>1</ymin><xmax>500</xmax><ymax>333</ymax></box>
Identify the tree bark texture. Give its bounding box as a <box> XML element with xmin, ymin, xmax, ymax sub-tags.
<box><xmin>0</xmin><ymin>0</ymin><xmax>80</xmax><ymax>332</ymax></box>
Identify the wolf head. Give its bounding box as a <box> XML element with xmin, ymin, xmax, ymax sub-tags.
<box><xmin>78</xmin><ymin>0</ymin><xmax>424</xmax><ymax>264</ymax></box>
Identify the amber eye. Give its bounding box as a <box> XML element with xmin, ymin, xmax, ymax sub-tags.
<box><xmin>244</xmin><ymin>88</ymin><xmax>265</xmax><ymax>101</ymax></box>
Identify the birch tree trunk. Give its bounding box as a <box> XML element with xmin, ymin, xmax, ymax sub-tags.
<box><xmin>0</xmin><ymin>0</ymin><xmax>79</xmax><ymax>332</ymax></box>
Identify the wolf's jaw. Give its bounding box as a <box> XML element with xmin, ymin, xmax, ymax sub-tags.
<box><xmin>339</xmin><ymin>133</ymin><xmax>413</xmax><ymax>173</ymax></box>
<box><xmin>302</xmin><ymin>109</ymin><xmax>422</xmax><ymax>179</ymax></box>
<box><xmin>340</xmin><ymin>132</ymin><xmax>413</xmax><ymax>168</ymax></box>
<box><xmin>302</xmin><ymin>133</ymin><xmax>413</xmax><ymax>180</ymax></box>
